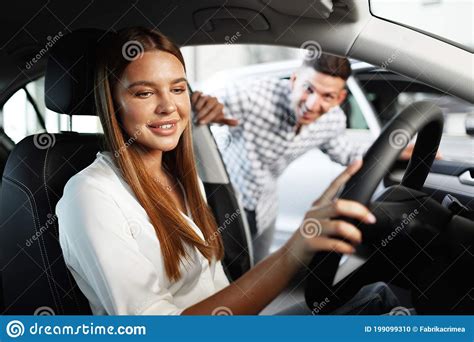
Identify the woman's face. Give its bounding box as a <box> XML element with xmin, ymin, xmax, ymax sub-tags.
<box><xmin>113</xmin><ymin>50</ymin><xmax>190</xmax><ymax>153</ymax></box>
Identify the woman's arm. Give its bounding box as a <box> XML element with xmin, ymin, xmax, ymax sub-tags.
<box><xmin>183</xmin><ymin>160</ymin><xmax>375</xmax><ymax>315</ymax></box>
<box><xmin>183</xmin><ymin>244</ymin><xmax>298</xmax><ymax>315</ymax></box>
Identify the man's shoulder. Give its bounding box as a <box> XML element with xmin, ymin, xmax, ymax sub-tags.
<box><xmin>250</xmin><ymin>77</ymin><xmax>289</xmax><ymax>93</ymax></box>
<box><xmin>216</xmin><ymin>77</ymin><xmax>289</xmax><ymax>98</ymax></box>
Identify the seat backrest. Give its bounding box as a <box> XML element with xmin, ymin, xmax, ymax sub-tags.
<box><xmin>0</xmin><ymin>29</ymin><xmax>106</xmax><ymax>315</ymax></box>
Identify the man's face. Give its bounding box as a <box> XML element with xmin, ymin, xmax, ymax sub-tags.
<box><xmin>290</xmin><ymin>67</ymin><xmax>348</xmax><ymax>125</ymax></box>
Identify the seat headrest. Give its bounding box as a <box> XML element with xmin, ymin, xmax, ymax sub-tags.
<box><xmin>45</xmin><ymin>29</ymin><xmax>107</xmax><ymax>116</ymax></box>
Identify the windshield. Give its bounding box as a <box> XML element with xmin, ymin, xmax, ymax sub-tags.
<box><xmin>370</xmin><ymin>0</ymin><xmax>474</xmax><ymax>52</ymax></box>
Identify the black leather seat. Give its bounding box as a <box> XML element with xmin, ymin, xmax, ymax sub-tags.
<box><xmin>0</xmin><ymin>29</ymin><xmax>106</xmax><ymax>315</ymax></box>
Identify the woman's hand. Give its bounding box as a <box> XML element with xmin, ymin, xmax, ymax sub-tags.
<box><xmin>399</xmin><ymin>143</ymin><xmax>443</xmax><ymax>160</ymax></box>
<box><xmin>184</xmin><ymin>160</ymin><xmax>376</xmax><ymax>315</ymax></box>
<box><xmin>282</xmin><ymin>160</ymin><xmax>377</xmax><ymax>266</ymax></box>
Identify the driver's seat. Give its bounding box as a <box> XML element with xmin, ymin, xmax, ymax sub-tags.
<box><xmin>0</xmin><ymin>29</ymin><xmax>106</xmax><ymax>314</ymax></box>
<box><xmin>0</xmin><ymin>28</ymin><xmax>252</xmax><ymax>315</ymax></box>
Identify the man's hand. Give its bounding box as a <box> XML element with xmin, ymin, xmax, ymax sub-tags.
<box><xmin>191</xmin><ymin>91</ymin><xmax>239</xmax><ymax>126</ymax></box>
<box><xmin>399</xmin><ymin>143</ymin><xmax>443</xmax><ymax>161</ymax></box>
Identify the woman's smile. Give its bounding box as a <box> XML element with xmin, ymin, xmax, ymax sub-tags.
<box><xmin>147</xmin><ymin>119</ymin><xmax>180</xmax><ymax>136</ymax></box>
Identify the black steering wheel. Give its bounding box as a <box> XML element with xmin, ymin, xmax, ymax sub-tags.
<box><xmin>305</xmin><ymin>101</ymin><xmax>474</xmax><ymax>314</ymax></box>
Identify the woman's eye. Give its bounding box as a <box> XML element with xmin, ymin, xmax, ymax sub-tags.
<box><xmin>135</xmin><ymin>91</ymin><xmax>153</xmax><ymax>98</ymax></box>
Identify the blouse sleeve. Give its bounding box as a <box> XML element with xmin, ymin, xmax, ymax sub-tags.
<box><xmin>57</xmin><ymin>175</ymin><xmax>184</xmax><ymax>315</ymax></box>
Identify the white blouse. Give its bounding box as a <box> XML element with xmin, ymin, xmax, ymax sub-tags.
<box><xmin>56</xmin><ymin>151</ymin><xmax>230</xmax><ymax>315</ymax></box>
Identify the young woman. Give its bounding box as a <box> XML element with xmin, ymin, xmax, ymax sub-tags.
<box><xmin>56</xmin><ymin>27</ymin><xmax>376</xmax><ymax>315</ymax></box>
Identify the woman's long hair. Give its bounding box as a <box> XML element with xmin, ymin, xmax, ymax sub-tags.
<box><xmin>94</xmin><ymin>27</ymin><xmax>224</xmax><ymax>281</ymax></box>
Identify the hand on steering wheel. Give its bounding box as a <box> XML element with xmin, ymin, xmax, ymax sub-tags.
<box><xmin>283</xmin><ymin>160</ymin><xmax>378</xmax><ymax>266</ymax></box>
<box><xmin>304</xmin><ymin>101</ymin><xmax>474</xmax><ymax>314</ymax></box>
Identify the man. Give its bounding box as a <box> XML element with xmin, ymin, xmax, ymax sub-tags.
<box><xmin>191</xmin><ymin>54</ymin><xmax>420</xmax><ymax>263</ymax></box>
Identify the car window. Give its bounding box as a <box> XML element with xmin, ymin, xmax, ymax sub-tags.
<box><xmin>183</xmin><ymin>45</ymin><xmax>369</xmax><ymax>131</ymax></box>
<box><xmin>341</xmin><ymin>91</ymin><xmax>369</xmax><ymax>130</ymax></box>
<box><xmin>2</xmin><ymin>77</ymin><xmax>102</xmax><ymax>143</ymax></box>
<box><xmin>355</xmin><ymin>71</ymin><xmax>473</xmax><ymax>137</ymax></box>
<box><xmin>3</xmin><ymin>84</ymin><xmax>44</xmax><ymax>143</ymax></box>
<box><xmin>181</xmin><ymin>44</ymin><xmax>301</xmax><ymax>84</ymax></box>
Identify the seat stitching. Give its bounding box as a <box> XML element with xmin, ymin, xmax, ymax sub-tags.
<box><xmin>43</xmin><ymin>145</ymin><xmax>65</xmax><ymax>314</ymax></box>
<box><xmin>1</xmin><ymin>176</ymin><xmax>60</xmax><ymax>313</ymax></box>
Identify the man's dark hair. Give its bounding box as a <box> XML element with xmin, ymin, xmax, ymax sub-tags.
<box><xmin>303</xmin><ymin>54</ymin><xmax>352</xmax><ymax>81</ymax></box>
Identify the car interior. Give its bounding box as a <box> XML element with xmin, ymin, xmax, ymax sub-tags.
<box><xmin>0</xmin><ymin>0</ymin><xmax>472</xmax><ymax>315</ymax></box>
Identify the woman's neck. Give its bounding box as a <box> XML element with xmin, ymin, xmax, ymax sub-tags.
<box><xmin>139</xmin><ymin>148</ymin><xmax>167</xmax><ymax>175</ymax></box>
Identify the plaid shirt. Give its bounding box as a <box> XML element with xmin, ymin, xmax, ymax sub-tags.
<box><xmin>211</xmin><ymin>78</ymin><xmax>367</xmax><ymax>234</ymax></box>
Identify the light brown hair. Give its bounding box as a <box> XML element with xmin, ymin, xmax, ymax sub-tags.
<box><xmin>94</xmin><ymin>27</ymin><xmax>224</xmax><ymax>281</ymax></box>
